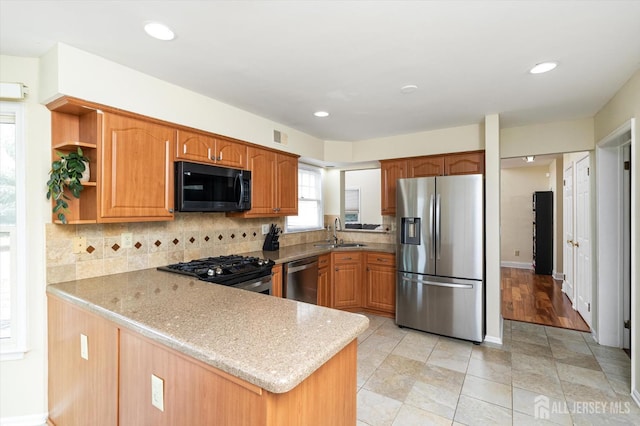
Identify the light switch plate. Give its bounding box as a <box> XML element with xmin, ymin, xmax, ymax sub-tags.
<box><xmin>151</xmin><ymin>374</ymin><xmax>164</xmax><ymax>412</ymax></box>
<box><xmin>261</xmin><ymin>224</ymin><xmax>270</xmax><ymax>235</ymax></box>
<box><xmin>80</xmin><ymin>334</ymin><xmax>88</xmax><ymax>360</ymax></box>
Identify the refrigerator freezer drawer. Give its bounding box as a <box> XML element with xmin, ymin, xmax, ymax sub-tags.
<box><xmin>396</xmin><ymin>272</ymin><xmax>484</xmax><ymax>342</ymax></box>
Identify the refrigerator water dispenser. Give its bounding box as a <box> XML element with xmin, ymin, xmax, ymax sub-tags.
<box><xmin>400</xmin><ymin>217</ymin><xmax>421</xmax><ymax>245</ymax></box>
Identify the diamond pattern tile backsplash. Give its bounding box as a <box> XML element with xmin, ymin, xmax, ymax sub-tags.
<box><xmin>45</xmin><ymin>213</ymin><xmax>395</xmax><ymax>284</ymax></box>
<box><xmin>45</xmin><ymin>213</ymin><xmax>323</xmax><ymax>284</ymax></box>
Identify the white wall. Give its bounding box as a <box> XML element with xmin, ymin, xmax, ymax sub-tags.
<box><xmin>500</xmin><ymin>166</ymin><xmax>550</xmax><ymax>266</ymax></box>
<box><xmin>0</xmin><ymin>56</ymin><xmax>50</xmax><ymax>421</ymax></box>
<box><xmin>40</xmin><ymin>43</ymin><xmax>325</xmax><ymax>160</ymax></box>
<box><xmin>345</xmin><ymin>169</ymin><xmax>382</xmax><ymax>225</ymax></box>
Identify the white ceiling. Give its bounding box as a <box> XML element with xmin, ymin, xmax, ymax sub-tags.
<box><xmin>1</xmin><ymin>1</ymin><xmax>639</xmax><ymax>142</ymax></box>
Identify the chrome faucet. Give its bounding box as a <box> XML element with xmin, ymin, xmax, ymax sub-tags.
<box><xmin>333</xmin><ymin>217</ymin><xmax>342</xmax><ymax>244</ymax></box>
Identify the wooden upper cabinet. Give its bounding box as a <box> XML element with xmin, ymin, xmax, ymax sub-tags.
<box><xmin>444</xmin><ymin>151</ymin><xmax>485</xmax><ymax>175</ymax></box>
<box><xmin>101</xmin><ymin>113</ymin><xmax>175</xmax><ymax>221</ymax></box>
<box><xmin>381</xmin><ymin>151</ymin><xmax>484</xmax><ymax>215</ymax></box>
<box><xmin>275</xmin><ymin>154</ymin><xmax>298</xmax><ymax>215</ymax></box>
<box><xmin>409</xmin><ymin>155</ymin><xmax>445</xmax><ymax>177</ymax></box>
<box><xmin>234</xmin><ymin>147</ymin><xmax>298</xmax><ymax>217</ymax></box>
<box><xmin>380</xmin><ymin>159</ymin><xmax>408</xmax><ymax>216</ymax></box>
<box><xmin>176</xmin><ymin>130</ymin><xmax>247</xmax><ymax>169</ymax></box>
<box><xmin>245</xmin><ymin>147</ymin><xmax>277</xmax><ymax>216</ymax></box>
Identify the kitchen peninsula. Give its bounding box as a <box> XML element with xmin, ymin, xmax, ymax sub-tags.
<box><xmin>47</xmin><ymin>268</ymin><xmax>369</xmax><ymax>426</ymax></box>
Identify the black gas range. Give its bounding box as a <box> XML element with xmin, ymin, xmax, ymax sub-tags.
<box><xmin>158</xmin><ymin>255</ymin><xmax>275</xmax><ymax>294</ymax></box>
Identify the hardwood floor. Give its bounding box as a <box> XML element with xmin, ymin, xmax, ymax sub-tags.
<box><xmin>501</xmin><ymin>267</ymin><xmax>590</xmax><ymax>332</ymax></box>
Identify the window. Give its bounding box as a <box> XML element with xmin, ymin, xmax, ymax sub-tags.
<box><xmin>344</xmin><ymin>188</ymin><xmax>360</xmax><ymax>223</ymax></box>
<box><xmin>286</xmin><ymin>165</ymin><xmax>323</xmax><ymax>232</ymax></box>
<box><xmin>1</xmin><ymin>101</ymin><xmax>26</xmax><ymax>359</ymax></box>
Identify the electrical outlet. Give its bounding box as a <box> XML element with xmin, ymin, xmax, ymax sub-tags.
<box><xmin>151</xmin><ymin>374</ymin><xmax>164</xmax><ymax>411</ymax></box>
<box><xmin>80</xmin><ymin>334</ymin><xmax>88</xmax><ymax>360</ymax></box>
<box><xmin>515</xmin><ymin>250</ymin><xmax>520</xmax><ymax>257</ymax></box>
<box><xmin>261</xmin><ymin>224</ymin><xmax>270</xmax><ymax>235</ymax></box>
<box><xmin>72</xmin><ymin>236</ymin><xmax>86</xmax><ymax>254</ymax></box>
<box><xmin>121</xmin><ymin>232</ymin><xmax>133</xmax><ymax>249</ymax></box>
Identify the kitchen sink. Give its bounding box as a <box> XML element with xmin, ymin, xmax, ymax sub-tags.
<box><xmin>313</xmin><ymin>242</ymin><xmax>367</xmax><ymax>248</ymax></box>
<box><xmin>335</xmin><ymin>243</ymin><xmax>367</xmax><ymax>248</ymax></box>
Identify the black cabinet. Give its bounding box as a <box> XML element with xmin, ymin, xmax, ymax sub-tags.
<box><xmin>533</xmin><ymin>191</ymin><xmax>553</xmax><ymax>275</ymax></box>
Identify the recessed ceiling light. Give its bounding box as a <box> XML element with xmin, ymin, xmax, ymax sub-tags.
<box><xmin>400</xmin><ymin>84</ymin><xmax>418</xmax><ymax>94</ymax></box>
<box><xmin>529</xmin><ymin>62</ymin><xmax>557</xmax><ymax>74</ymax></box>
<box><xmin>144</xmin><ymin>22</ymin><xmax>175</xmax><ymax>41</ymax></box>
<box><xmin>314</xmin><ymin>111</ymin><xmax>329</xmax><ymax>118</ymax></box>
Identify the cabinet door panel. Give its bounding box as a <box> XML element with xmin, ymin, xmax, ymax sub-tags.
<box><xmin>276</xmin><ymin>154</ymin><xmax>298</xmax><ymax>215</ymax></box>
<box><xmin>444</xmin><ymin>152</ymin><xmax>485</xmax><ymax>175</ymax></box>
<box><xmin>102</xmin><ymin>114</ymin><xmax>174</xmax><ymax>219</ymax></box>
<box><xmin>380</xmin><ymin>159</ymin><xmax>407</xmax><ymax>216</ymax></box>
<box><xmin>318</xmin><ymin>267</ymin><xmax>330</xmax><ymax>307</ymax></box>
<box><xmin>216</xmin><ymin>139</ymin><xmax>247</xmax><ymax>169</ymax></box>
<box><xmin>365</xmin><ymin>264</ymin><xmax>396</xmax><ymax>313</ymax></box>
<box><xmin>332</xmin><ymin>252</ymin><xmax>362</xmax><ymax>309</ymax></box>
<box><xmin>409</xmin><ymin>156</ymin><xmax>445</xmax><ymax>177</ymax></box>
<box><xmin>175</xmin><ymin>130</ymin><xmax>215</xmax><ymax>163</ymax></box>
<box><xmin>246</xmin><ymin>147</ymin><xmax>277</xmax><ymax>215</ymax></box>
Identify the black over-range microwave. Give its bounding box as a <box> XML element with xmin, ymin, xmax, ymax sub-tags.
<box><xmin>175</xmin><ymin>161</ymin><xmax>251</xmax><ymax>212</ymax></box>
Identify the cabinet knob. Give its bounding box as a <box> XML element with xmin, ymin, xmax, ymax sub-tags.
<box><xmin>168</xmin><ymin>209</ymin><xmax>174</xmax><ymax>213</ymax></box>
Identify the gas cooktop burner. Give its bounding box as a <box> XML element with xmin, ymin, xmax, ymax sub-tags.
<box><xmin>158</xmin><ymin>255</ymin><xmax>275</xmax><ymax>286</ymax></box>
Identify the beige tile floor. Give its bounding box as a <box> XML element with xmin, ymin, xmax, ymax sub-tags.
<box><xmin>356</xmin><ymin>314</ymin><xmax>640</xmax><ymax>426</ymax></box>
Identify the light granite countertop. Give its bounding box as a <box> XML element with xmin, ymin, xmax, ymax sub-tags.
<box><xmin>246</xmin><ymin>241</ymin><xmax>396</xmax><ymax>264</ymax></box>
<box><xmin>47</xmin><ymin>268</ymin><xmax>370</xmax><ymax>394</ymax></box>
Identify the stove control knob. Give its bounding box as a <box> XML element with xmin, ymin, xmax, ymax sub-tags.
<box><xmin>215</xmin><ymin>267</ymin><xmax>223</xmax><ymax>275</ymax></box>
<box><xmin>258</xmin><ymin>259</ymin><xmax>264</xmax><ymax>266</ymax></box>
<box><xmin>207</xmin><ymin>268</ymin><xmax>215</xmax><ymax>277</ymax></box>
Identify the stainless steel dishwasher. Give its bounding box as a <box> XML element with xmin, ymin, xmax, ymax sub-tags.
<box><xmin>284</xmin><ymin>256</ymin><xmax>319</xmax><ymax>304</ymax></box>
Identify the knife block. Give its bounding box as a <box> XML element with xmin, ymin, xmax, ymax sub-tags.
<box><xmin>262</xmin><ymin>229</ymin><xmax>280</xmax><ymax>251</ymax></box>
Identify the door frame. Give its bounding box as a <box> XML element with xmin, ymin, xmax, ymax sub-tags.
<box><xmin>596</xmin><ymin>119</ymin><xmax>633</xmax><ymax>347</ymax></box>
<box><xmin>563</xmin><ymin>163</ymin><xmax>575</xmax><ymax>304</ymax></box>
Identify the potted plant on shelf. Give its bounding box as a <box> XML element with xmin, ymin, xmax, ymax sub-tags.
<box><xmin>46</xmin><ymin>147</ymin><xmax>90</xmax><ymax>224</ymax></box>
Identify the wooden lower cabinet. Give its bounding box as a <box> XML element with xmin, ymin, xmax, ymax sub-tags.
<box><xmin>119</xmin><ymin>329</ymin><xmax>356</xmax><ymax>426</ymax></box>
<box><xmin>317</xmin><ymin>254</ymin><xmax>331</xmax><ymax>307</ymax></box>
<box><xmin>49</xmin><ymin>295</ymin><xmax>358</xmax><ymax>426</ymax></box>
<box><xmin>364</xmin><ymin>253</ymin><xmax>396</xmax><ymax>316</ymax></box>
<box><xmin>271</xmin><ymin>264</ymin><xmax>283</xmax><ymax>297</ymax></box>
<box><xmin>332</xmin><ymin>252</ymin><xmax>363</xmax><ymax>309</ymax></box>
<box><xmin>48</xmin><ymin>296</ymin><xmax>118</xmax><ymax>426</ymax></box>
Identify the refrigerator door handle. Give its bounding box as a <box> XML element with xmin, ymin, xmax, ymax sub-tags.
<box><xmin>429</xmin><ymin>194</ymin><xmax>435</xmax><ymax>259</ymax></box>
<box><xmin>401</xmin><ymin>276</ymin><xmax>474</xmax><ymax>289</ymax></box>
<box><xmin>435</xmin><ymin>193</ymin><xmax>441</xmax><ymax>260</ymax></box>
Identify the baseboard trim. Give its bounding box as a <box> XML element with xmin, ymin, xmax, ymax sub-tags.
<box><xmin>500</xmin><ymin>261</ymin><xmax>533</xmax><ymax>270</ymax></box>
<box><xmin>483</xmin><ymin>335</ymin><xmax>503</xmax><ymax>345</ymax></box>
<box><xmin>632</xmin><ymin>389</ymin><xmax>640</xmax><ymax>408</ymax></box>
<box><xmin>0</xmin><ymin>413</ymin><xmax>49</xmax><ymax>426</ymax></box>
<box><xmin>552</xmin><ymin>271</ymin><xmax>564</xmax><ymax>280</ymax></box>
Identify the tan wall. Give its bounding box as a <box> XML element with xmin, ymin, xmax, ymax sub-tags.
<box><xmin>500</xmin><ymin>117</ymin><xmax>595</xmax><ymax>158</ymax></box>
<box><xmin>500</xmin><ymin>166</ymin><xmax>551</xmax><ymax>264</ymax></box>
<box><xmin>593</xmin><ymin>69</ymin><xmax>640</xmax><ymax>399</ymax></box>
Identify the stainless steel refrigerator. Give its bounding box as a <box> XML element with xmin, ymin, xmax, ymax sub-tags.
<box><xmin>396</xmin><ymin>174</ymin><xmax>484</xmax><ymax>342</ymax></box>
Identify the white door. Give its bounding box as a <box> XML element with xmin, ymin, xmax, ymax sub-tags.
<box><xmin>563</xmin><ymin>165</ymin><xmax>575</xmax><ymax>304</ymax></box>
<box><xmin>575</xmin><ymin>155</ymin><xmax>592</xmax><ymax>327</ymax></box>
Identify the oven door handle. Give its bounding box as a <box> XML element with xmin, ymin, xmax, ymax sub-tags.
<box><xmin>236</xmin><ymin>275</ymin><xmax>272</xmax><ymax>294</ymax></box>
